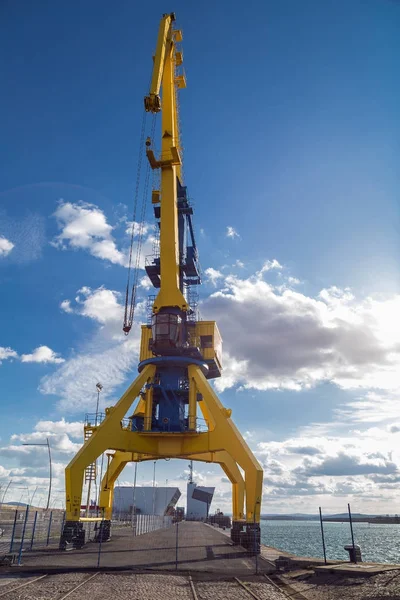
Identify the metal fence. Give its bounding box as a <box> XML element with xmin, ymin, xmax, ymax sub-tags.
<box><xmin>0</xmin><ymin>506</ymin><xmax>172</xmax><ymax>565</ymax></box>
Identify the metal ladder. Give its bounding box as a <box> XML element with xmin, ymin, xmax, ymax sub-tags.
<box><xmin>84</xmin><ymin>427</ymin><xmax>97</xmax><ymax>483</ymax></box>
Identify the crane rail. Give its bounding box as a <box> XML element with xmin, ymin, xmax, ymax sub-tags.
<box><xmin>0</xmin><ymin>572</ymin><xmax>100</xmax><ymax>600</ymax></box>
<box><xmin>0</xmin><ymin>574</ymin><xmax>48</xmax><ymax>598</ymax></box>
<box><xmin>264</xmin><ymin>573</ymin><xmax>311</xmax><ymax>599</ymax></box>
<box><xmin>235</xmin><ymin>576</ymin><xmax>267</xmax><ymax>599</ymax></box>
<box><xmin>189</xmin><ymin>575</ymin><xmax>292</xmax><ymax>600</ymax></box>
<box><xmin>58</xmin><ymin>572</ymin><xmax>100</xmax><ymax>599</ymax></box>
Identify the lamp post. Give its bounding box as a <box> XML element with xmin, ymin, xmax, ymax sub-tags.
<box><xmin>22</xmin><ymin>438</ymin><xmax>52</xmax><ymax>510</ymax></box>
<box><xmin>95</xmin><ymin>382</ymin><xmax>103</xmax><ymax>425</ymax></box>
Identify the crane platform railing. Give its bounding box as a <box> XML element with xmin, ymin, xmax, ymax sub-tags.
<box><xmin>131</xmin><ymin>416</ymin><xmax>209</xmax><ymax>434</ymax></box>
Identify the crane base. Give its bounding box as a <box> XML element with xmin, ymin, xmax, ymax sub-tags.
<box><xmin>231</xmin><ymin>521</ymin><xmax>261</xmax><ymax>554</ymax></box>
<box><xmin>59</xmin><ymin>521</ymin><xmax>85</xmax><ymax>550</ymax></box>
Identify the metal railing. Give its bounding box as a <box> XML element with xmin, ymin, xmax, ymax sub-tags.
<box><xmin>84</xmin><ymin>413</ymin><xmax>131</xmax><ymax>431</ymax></box>
<box><xmin>0</xmin><ymin>506</ymin><xmax>172</xmax><ymax>565</ymax></box>
<box><xmin>131</xmin><ymin>417</ymin><xmax>209</xmax><ymax>433</ymax></box>
<box><xmin>85</xmin><ymin>412</ymin><xmax>105</xmax><ymax>427</ymax></box>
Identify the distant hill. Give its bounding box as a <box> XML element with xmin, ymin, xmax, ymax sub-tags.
<box><xmin>260</xmin><ymin>512</ymin><xmax>380</xmax><ymax>521</ymax></box>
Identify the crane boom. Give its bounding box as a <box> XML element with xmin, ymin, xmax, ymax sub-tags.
<box><xmin>144</xmin><ymin>12</ymin><xmax>187</xmax><ymax>314</ymax></box>
<box><xmin>144</xmin><ymin>13</ymin><xmax>173</xmax><ymax>113</ymax></box>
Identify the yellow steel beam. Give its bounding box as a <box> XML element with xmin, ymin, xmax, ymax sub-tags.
<box><xmin>98</xmin><ymin>451</ymin><xmax>131</xmax><ymax>520</ymax></box>
<box><xmin>189</xmin><ymin>365</ymin><xmax>263</xmax><ymax>522</ymax></box>
<box><xmin>133</xmin><ymin>396</ymin><xmax>146</xmax><ymax>417</ymax></box>
<box><xmin>64</xmin><ymin>365</ymin><xmax>155</xmax><ymax>520</ymax></box>
<box><xmin>145</xmin><ymin>13</ymin><xmax>173</xmax><ymax>112</ymax></box>
<box><xmin>98</xmin><ymin>449</ymin><xmax>245</xmax><ymax>521</ymax></box>
<box><xmin>151</xmin><ymin>15</ymin><xmax>187</xmax><ymax>313</ymax></box>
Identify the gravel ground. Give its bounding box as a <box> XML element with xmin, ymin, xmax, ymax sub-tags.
<box><xmin>4</xmin><ymin>569</ymin><xmax>400</xmax><ymax>599</ymax></box>
<box><xmin>279</xmin><ymin>569</ymin><xmax>400</xmax><ymax>599</ymax></box>
<box><xmin>72</xmin><ymin>573</ymin><xmax>193</xmax><ymax>600</ymax></box>
<box><xmin>1</xmin><ymin>572</ymin><xmax>89</xmax><ymax>600</ymax></box>
<box><xmin>195</xmin><ymin>580</ymin><xmax>255</xmax><ymax>599</ymax></box>
<box><xmin>0</xmin><ymin>575</ymin><xmax>36</xmax><ymax>588</ymax></box>
<box><xmin>0</xmin><ymin>572</ymin><xmax>289</xmax><ymax>600</ymax></box>
<box><xmin>242</xmin><ymin>581</ymin><xmax>288</xmax><ymax>600</ymax></box>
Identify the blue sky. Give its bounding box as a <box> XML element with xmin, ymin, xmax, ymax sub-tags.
<box><xmin>1</xmin><ymin>0</ymin><xmax>400</xmax><ymax>513</ymax></box>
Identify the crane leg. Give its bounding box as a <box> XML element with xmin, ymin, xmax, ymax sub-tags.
<box><xmin>59</xmin><ymin>365</ymin><xmax>155</xmax><ymax>549</ymax></box>
<box><xmin>189</xmin><ymin>365</ymin><xmax>263</xmax><ymax>551</ymax></box>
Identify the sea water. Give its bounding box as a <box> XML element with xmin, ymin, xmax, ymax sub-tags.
<box><xmin>260</xmin><ymin>519</ymin><xmax>400</xmax><ymax>564</ymax></box>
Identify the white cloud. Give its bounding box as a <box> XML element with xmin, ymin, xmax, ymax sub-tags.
<box><xmin>0</xmin><ymin>346</ymin><xmax>18</xmax><ymax>364</ymax></box>
<box><xmin>201</xmin><ymin>269</ymin><xmax>400</xmax><ymax>399</ymax></box>
<box><xmin>139</xmin><ymin>276</ymin><xmax>153</xmax><ymax>290</ymax></box>
<box><xmin>205</xmin><ymin>267</ymin><xmax>223</xmax><ymax>286</ymax></box>
<box><xmin>0</xmin><ymin>236</ymin><xmax>14</xmax><ymax>257</ymax></box>
<box><xmin>60</xmin><ymin>299</ymin><xmax>73</xmax><ymax>313</ymax></box>
<box><xmin>287</xmin><ymin>277</ymin><xmax>301</xmax><ymax>286</ymax></box>
<box><xmin>34</xmin><ymin>418</ymin><xmax>83</xmax><ymax>439</ymax></box>
<box><xmin>258</xmin><ymin>259</ymin><xmax>283</xmax><ymax>275</ymax></box>
<box><xmin>318</xmin><ymin>285</ymin><xmax>354</xmax><ymax>305</ymax></box>
<box><xmin>60</xmin><ymin>286</ymin><xmax>128</xmax><ymax>343</ymax></box>
<box><xmin>21</xmin><ymin>346</ymin><xmax>65</xmax><ymax>364</ymax></box>
<box><xmin>52</xmin><ymin>202</ymin><xmax>158</xmax><ymax>271</ymax></box>
<box><xmin>41</xmin><ymin>284</ymin><xmax>144</xmax><ymax>412</ymax></box>
<box><xmin>52</xmin><ymin>200</ymin><xmax>127</xmax><ymax>266</ymax></box>
<box><xmin>125</xmin><ymin>221</ymin><xmax>151</xmax><ymax>238</ymax></box>
<box><xmin>0</xmin><ymin>417</ymin><xmax>87</xmax><ymax>507</ymax></box>
<box><xmin>226</xmin><ymin>226</ymin><xmax>240</xmax><ymax>239</ymax></box>
<box><xmin>74</xmin><ymin>286</ymin><xmax>123</xmax><ymax>324</ymax></box>
<box><xmin>336</xmin><ymin>391</ymin><xmax>400</xmax><ymax>424</ymax></box>
<box><xmin>251</xmin><ymin>424</ymin><xmax>400</xmax><ymax>511</ymax></box>
<box><xmin>40</xmin><ymin>334</ymin><xmax>140</xmax><ymax>413</ymax></box>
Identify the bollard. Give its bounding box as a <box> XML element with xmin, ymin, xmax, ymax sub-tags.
<box><xmin>17</xmin><ymin>505</ymin><xmax>30</xmax><ymax>566</ymax></box>
<box><xmin>175</xmin><ymin>521</ymin><xmax>179</xmax><ymax>570</ymax></box>
<box><xmin>9</xmin><ymin>509</ymin><xmax>18</xmax><ymax>553</ymax></box>
<box><xmin>30</xmin><ymin>511</ymin><xmax>38</xmax><ymax>551</ymax></box>
<box><xmin>46</xmin><ymin>510</ymin><xmax>53</xmax><ymax>546</ymax></box>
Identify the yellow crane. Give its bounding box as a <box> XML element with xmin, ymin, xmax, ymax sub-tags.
<box><xmin>60</xmin><ymin>12</ymin><xmax>263</xmax><ymax>552</ymax></box>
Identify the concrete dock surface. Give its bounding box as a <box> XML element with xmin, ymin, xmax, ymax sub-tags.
<box><xmin>1</xmin><ymin>522</ymin><xmax>400</xmax><ymax>598</ymax></box>
<box><xmin>10</xmin><ymin>521</ymin><xmax>274</xmax><ymax>576</ymax></box>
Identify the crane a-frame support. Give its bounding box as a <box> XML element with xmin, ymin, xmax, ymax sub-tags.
<box><xmin>61</xmin><ymin>13</ymin><xmax>263</xmax><ymax>552</ymax></box>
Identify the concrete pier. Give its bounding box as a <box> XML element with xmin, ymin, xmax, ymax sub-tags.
<box><xmin>10</xmin><ymin>522</ymin><xmax>274</xmax><ymax>576</ymax></box>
